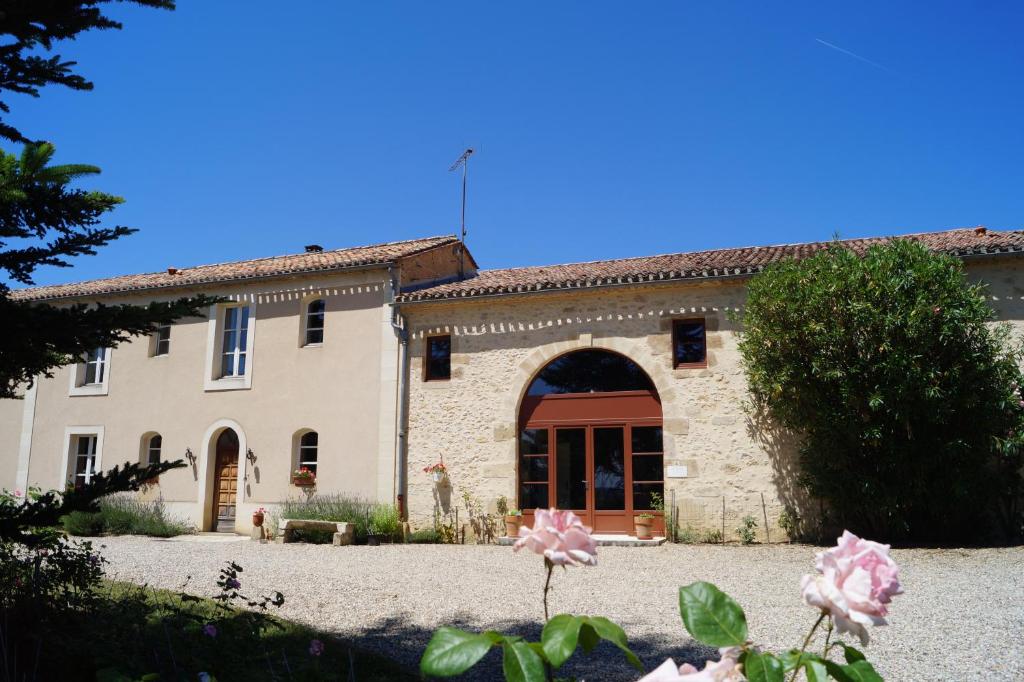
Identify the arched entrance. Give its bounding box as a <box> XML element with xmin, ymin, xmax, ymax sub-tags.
<box><xmin>517</xmin><ymin>349</ymin><xmax>664</xmax><ymax>534</ymax></box>
<box><xmin>210</xmin><ymin>429</ymin><xmax>240</xmax><ymax>532</ymax></box>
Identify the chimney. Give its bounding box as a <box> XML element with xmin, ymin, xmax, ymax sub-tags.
<box><xmin>167</xmin><ymin>267</ymin><xmax>179</xmax><ymax>275</ymax></box>
<box><xmin>305</xmin><ymin>244</ymin><xmax>323</xmax><ymax>253</ymax></box>
<box><xmin>974</xmin><ymin>226</ymin><xmax>987</xmax><ymax>236</ymax></box>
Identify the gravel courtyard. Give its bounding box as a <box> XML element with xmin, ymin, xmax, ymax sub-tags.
<box><xmin>95</xmin><ymin>536</ymin><xmax>1023</xmax><ymax>681</ymax></box>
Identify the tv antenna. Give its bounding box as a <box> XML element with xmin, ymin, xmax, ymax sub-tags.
<box><xmin>449</xmin><ymin>148</ymin><xmax>474</xmax><ymax>278</ymax></box>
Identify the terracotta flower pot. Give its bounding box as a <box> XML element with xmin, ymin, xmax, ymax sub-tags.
<box><xmin>634</xmin><ymin>516</ymin><xmax>654</xmax><ymax>540</ymax></box>
<box><xmin>505</xmin><ymin>515</ymin><xmax>522</xmax><ymax>538</ymax></box>
<box><xmin>291</xmin><ymin>476</ymin><xmax>316</xmax><ymax>487</ymax></box>
<box><xmin>252</xmin><ymin>512</ymin><xmax>264</xmax><ymax>527</ymax></box>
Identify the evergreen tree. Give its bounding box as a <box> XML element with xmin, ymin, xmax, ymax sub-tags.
<box><xmin>0</xmin><ymin>0</ymin><xmax>175</xmax><ymax>144</ymax></box>
<box><xmin>0</xmin><ymin>1</ymin><xmax>216</xmax><ymax>399</ymax></box>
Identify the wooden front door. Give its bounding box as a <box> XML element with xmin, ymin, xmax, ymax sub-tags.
<box><xmin>211</xmin><ymin>430</ymin><xmax>239</xmax><ymax>531</ymax></box>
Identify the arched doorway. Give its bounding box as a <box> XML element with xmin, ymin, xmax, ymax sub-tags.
<box><xmin>517</xmin><ymin>349</ymin><xmax>664</xmax><ymax>534</ymax></box>
<box><xmin>211</xmin><ymin>429</ymin><xmax>240</xmax><ymax>532</ymax></box>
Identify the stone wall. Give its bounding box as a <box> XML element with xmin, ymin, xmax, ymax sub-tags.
<box><xmin>402</xmin><ymin>277</ymin><xmax>798</xmax><ymax>541</ymax></box>
<box><xmin>401</xmin><ymin>255</ymin><xmax>1024</xmax><ymax>541</ymax></box>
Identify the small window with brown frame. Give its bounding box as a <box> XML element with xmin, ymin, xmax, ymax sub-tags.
<box><xmin>672</xmin><ymin>318</ymin><xmax>707</xmax><ymax>368</ymax></box>
<box><xmin>424</xmin><ymin>335</ymin><xmax>451</xmax><ymax>381</ymax></box>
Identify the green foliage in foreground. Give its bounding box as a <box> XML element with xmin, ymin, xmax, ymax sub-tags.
<box><xmin>86</xmin><ymin>580</ymin><xmax>411</xmax><ymax>681</ymax></box>
<box><xmin>420</xmin><ymin>580</ymin><xmax>886</xmax><ymax>681</ymax></box>
<box><xmin>420</xmin><ymin>615</ymin><xmax>642</xmax><ymax>680</ymax></box>
<box><xmin>64</xmin><ymin>495</ymin><xmax>194</xmax><ymax>538</ymax></box>
<box><xmin>739</xmin><ymin>239</ymin><xmax>1024</xmax><ymax>542</ymax></box>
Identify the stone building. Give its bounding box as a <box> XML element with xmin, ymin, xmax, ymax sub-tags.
<box><xmin>1</xmin><ymin>226</ymin><xmax>1022</xmax><ymax>538</ymax></box>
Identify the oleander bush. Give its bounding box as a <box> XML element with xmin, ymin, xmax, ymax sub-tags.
<box><xmin>739</xmin><ymin>239</ymin><xmax>1024</xmax><ymax>543</ymax></box>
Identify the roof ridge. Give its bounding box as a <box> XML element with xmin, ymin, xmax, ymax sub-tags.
<box><xmin>11</xmin><ymin>234</ymin><xmax>461</xmax><ymax>301</ymax></box>
<box><xmin>136</xmin><ymin>233</ymin><xmax>458</xmax><ymax>276</ymax></box>
<box><xmin>14</xmin><ymin>234</ymin><xmax>457</xmax><ymax>292</ymax></box>
<box><xmin>471</xmin><ymin>226</ymin><xmax>991</xmax><ymax>276</ymax></box>
<box><xmin>398</xmin><ymin>226</ymin><xmax>1024</xmax><ymax>303</ymax></box>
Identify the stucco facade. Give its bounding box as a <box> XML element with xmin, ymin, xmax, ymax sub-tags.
<box><xmin>0</xmin><ymin>237</ymin><xmax>466</xmax><ymax>532</ymax></box>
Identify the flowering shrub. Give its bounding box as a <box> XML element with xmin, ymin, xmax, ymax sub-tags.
<box><xmin>421</xmin><ymin>510</ymin><xmax>901</xmax><ymax>681</ymax></box>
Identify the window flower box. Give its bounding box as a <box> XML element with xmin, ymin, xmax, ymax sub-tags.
<box><xmin>292</xmin><ymin>467</ymin><xmax>316</xmax><ymax>487</ymax></box>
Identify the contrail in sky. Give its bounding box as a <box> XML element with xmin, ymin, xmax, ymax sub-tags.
<box><xmin>815</xmin><ymin>38</ymin><xmax>890</xmax><ymax>72</ymax></box>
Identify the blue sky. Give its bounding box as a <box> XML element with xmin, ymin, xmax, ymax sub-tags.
<box><xmin>7</xmin><ymin>1</ymin><xmax>1023</xmax><ymax>286</ymax></box>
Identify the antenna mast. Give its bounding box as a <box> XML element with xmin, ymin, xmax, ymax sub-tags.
<box><xmin>449</xmin><ymin>148</ymin><xmax>474</xmax><ymax>279</ymax></box>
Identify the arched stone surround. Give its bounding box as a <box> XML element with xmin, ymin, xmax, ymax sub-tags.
<box><xmin>196</xmin><ymin>418</ymin><xmax>248</xmax><ymax>531</ymax></box>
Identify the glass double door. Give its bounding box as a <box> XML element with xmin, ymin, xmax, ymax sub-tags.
<box><xmin>554</xmin><ymin>425</ymin><xmax>629</xmax><ymax>532</ymax></box>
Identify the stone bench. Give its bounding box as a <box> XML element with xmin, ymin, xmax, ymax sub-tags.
<box><xmin>276</xmin><ymin>518</ymin><xmax>354</xmax><ymax>546</ymax></box>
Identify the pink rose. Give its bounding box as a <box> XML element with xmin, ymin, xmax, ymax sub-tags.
<box><xmin>800</xmin><ymin>530</ymin><xmax>903</xmax><ymax>645</ymax></box>
<box><xmin>513</xmin><ymin>508</ymin><xmax>597</xmax><ymax>567</ymax></box>
<box><xmin>638</xmin><ymin>649</ymin><xmax>744</xmax><ymax>681</ymax></box>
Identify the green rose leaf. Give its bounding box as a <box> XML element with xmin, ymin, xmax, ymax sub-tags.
<box><xmin>542</xmin><ymin>614</ymin><xmax>583</xmax><ymax>668</ymax></box>
<box><xmin>778</xmin><ymin>649</ymin><xmax>804</xmax><ymax>671</ymax></box>
<box><xmin>502</xmin><ymin>638</ymin><xmax>547</xmax><ymax>682</ymax></box>
<box><xmin>578</xmin><ymin>622</ymin><xmax>600</xmax><ymax>653</ymax></box>
<box><xmin>743</xmin><ymin>651</ymin><xmax>785</xmax><ymax>682</ymax></box>
<box><xmin>837</xmin><ymin>660</ymin><xmax>884</xmax><ymax>682</ymax></box>
<box><xmin>581</xmin><ymin>616</ymin><xmax>643</xmax><ymax>671</ymax></box>
<box><xmin>841</xmin><ymin>643</ymin><xmax>867</xmax><ymax>664</ymax></box>
<box><xmin>678</xmin><ymin>582</ymin><xmax>748</xmax><ymax>647</ymax></box>
<box><xmin>805</xmin><ymin>659</ymin><xmax>829</xmax><ymax>682</ymax></box>
<box><xmin>420</xmin><ymin>627</ymin><xmax>501</xmax><ymax>677</ymax></box>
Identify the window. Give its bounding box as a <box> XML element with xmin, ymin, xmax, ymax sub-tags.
<box><xmin>304</xmin><ymin>299</ymin><xmax>325</xmax><ymax>345</ymax></box>
<box><xmin>204</xmin><ymin>302</ymin><xmax>256</xmax><ymax>391</ymax></box>
<box><xmin>425</xmin><ymin>335</ymin><xmax>451</xmax><ymax>381</ymax></box>
<box><xmin>146</xmin><ymin>434</ymin><xmax>162</xmax><ymax>465</ymax></box>
<box><xmin>298</xmin><ymin>431</ymin><xmax>318</xmax><ymax>475</ymax></box>
<box><xmin>672</xmin><ymin>319</ymin><xmax>707</xmax><ymax>368</ymax></box>
<box><xmin>153</xmin><ymin>324</ymin><xmax>171</xmax><ymax>356</ymax></box>
<box><xmin>631</xmin><ymin>425</ymin><xmax>664</xmax><ymax>510</ymax></box>
<box><xmin>70</xmin><ymin>348</ymin><xmax>111</xmax><ymax>395</ymax></box>
<box><xmin>72</xmin><ymin>435</ymin><xmax>98</xmax><ymax>490</ymax></box>
<box><xmin>83</xmin><ymin>347</ymin><xmax>107</xmax><ymax>385</ymax></box>
<box><xmin>526</xmin><ymin>349</ymin><xmax>654</xmax><ymax>395</ymax></box>
<box><xmin>519</xmin><ymin>427</ymin><xmax>549</xmax><ymax>509</ymax></box>
<box><xmin>220</xmin><ymin>306</ymin><xmax>250</xmax><ymax>377</ymax></box>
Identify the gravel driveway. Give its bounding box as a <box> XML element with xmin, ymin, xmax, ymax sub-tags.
<box><xmin>94</xmin><ymin>536</ymin><xmax>1023</xmax><ymax>681</ymax></box>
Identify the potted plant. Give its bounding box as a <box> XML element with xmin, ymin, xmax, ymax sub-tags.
<box><xmin>634</xmin><ymin>512</ymin><xmax>654</xmax><ymax>540</ymax></box>
<box><xmin>291</xmin><ymin>467</ymin><xmax>316</xmax><ymax>487</ymax></box>
<box><xmin>504</xmin><ymin>509</ymin><xmax>523</xmax><ymax>537</ymax></box>
<box><xmin>252</xmin><ymin>507</ymin><xmax>266</xmax><ymax>527</ymax></box>
<box><xmin>423</xmin><ymin>461</ymin><xmax>448</xmax><ymax>484</ymax></box>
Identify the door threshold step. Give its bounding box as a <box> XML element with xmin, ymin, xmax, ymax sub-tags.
<box><xmin>498</xmin><ymin>535</ymin><xmax>666</xmax><ymax>547</ymax></box>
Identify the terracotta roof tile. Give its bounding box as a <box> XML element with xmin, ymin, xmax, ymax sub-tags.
<box><xmin>11</xmin><ymin>235</ymin><xmax>459</xmax><ymax>302</ymax></box>
<box><xmin>397</xmin><ymin>227</ymin><xmax>1024</xmax><ymax>302</ymax></box>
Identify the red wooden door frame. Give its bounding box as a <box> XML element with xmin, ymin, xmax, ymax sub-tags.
<box><xmin>519</xmin><ymin>391</ymin><xmax>664</xmax><ymax>535</ymax></box>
